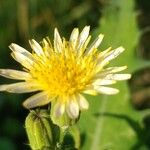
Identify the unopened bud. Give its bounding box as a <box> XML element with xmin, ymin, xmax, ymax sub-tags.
<box><xmin>25</xmin><ymin>109</ymin><xmax>53</xmax><ymax>150</ymax></box>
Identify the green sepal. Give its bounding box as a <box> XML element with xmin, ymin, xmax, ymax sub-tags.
<box><xmin>60</xmin><ymin>125</ymin><xmax>81</xmax><ymax>150</ymax></box>
<box><xmin>25</xmin><ymin>109</ymin><xmax>54</xmax><ymax>150</ymax></box>
<box><xmin>69</xmin><ymin>125</ymin><xmax>80</xmax><ymax>149</ymax></box>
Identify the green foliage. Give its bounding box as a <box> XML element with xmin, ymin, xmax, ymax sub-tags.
<box><xmin>79</xmin><ymin>0</ymin><xmax>150</xmax><ymax>150</ymax></box>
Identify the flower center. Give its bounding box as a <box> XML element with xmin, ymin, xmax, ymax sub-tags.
<box><xmin>29</xmin><ymin>43</ymin><xmax>97</xmax><ymax>97</ymax></box>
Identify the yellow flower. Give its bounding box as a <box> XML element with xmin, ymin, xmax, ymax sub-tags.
<box><xmin>0</xmin><ymin>26</ymin><xmax>131</xmax><ymax>119</ymax></box>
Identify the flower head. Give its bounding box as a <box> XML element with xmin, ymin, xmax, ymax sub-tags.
<box><xmin>0</xmin><ymin>26</ymin><xmax>131</xmax><ymax>119</ymax></box>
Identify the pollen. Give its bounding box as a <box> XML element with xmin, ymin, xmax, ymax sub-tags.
<box><xmin>30</xmin><ymin>41</ymin><xmax>97</xmax><ymax>98</ymax></box>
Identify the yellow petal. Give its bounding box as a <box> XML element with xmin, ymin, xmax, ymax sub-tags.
<box><xmin>9</xmin><ymin>43</ymin><xmax>34</xmax><ymax>60</ymax></box>
<box><xmin>0</xmin><ymin>82</ymin><xmax>39</xmax><ymax>93</ymax></box>
<box><xmin>83</xmin><ymin>89</ymin><xmax>98</xmax><ymax>96</ymax></box>
<box><xmin>77</xmin><ymin>26</ymin><xmax>90</xmax><ymax>50</ymax></box>
<box><xmin>104</xmin><ymin>74</ymin><xmax>131</xmax><ymax>81</ymax></box>
<box><xmin>97</xmin><ymin>47</ymin><xmax>112</xmax><ymax>59</ymax></box>
<box><xmin>94</xmin><ymin>86</ymin><xmax>119</xmax><ymax>95</ymax></box>
<box><xmin>104</xmin><ymin>46</ymin><xmax>125</xmax><ymax>62</ymax></box>
<box><xmin>77</xmin><ymin>94</ymin><xmax>89</xmax><ymax>110</ymax></box>
<box><xmin>86</xmin><ymin>34</ymin><xmax>104</xmax><ymax>55</ymax></box>
<box><xmin>54</xmin><ymin>28</ymin><xmax>63</xmax><ymax>52</ymax></box>
<box><xmin>11</xmin><ymin>51</ymin><xmax>33</xmax><ymax>69</ymax></box>
<box><xmin>96</xmin><ymin>66</ymin><xmax>127</xmax><ymax>75</ymax></box>
<box><xmin>29</xmin><ymin>39</ymin><xmax>44</xmax><ymax>56</ymax></box>
<box><xmin>54</xmin><ymin>101</ymin><xmax>65</xmax><ymax>117</ymax></box>
<box><xmin>0</xmin><ymin>69</ymin><xmax>31</xmax><ymax>80</ymax></box>
<box><xmin>66</xmin><ymin>97</ymin><xmax>79</xmax><ymax>119</ymax></box>
<box><xmin>92</xmin><ymin>79</ymin><xmax>116</xmax><ymax>85</ymax></box>
<box><xmin>23</xmin><ymin>91</ymin><xmax>51</xmax><ymax>109</ymax></box>
<box><xmin>70</xmin><ymin>28</ymin><xmax>79</xmax><ymax>49</ymax></box>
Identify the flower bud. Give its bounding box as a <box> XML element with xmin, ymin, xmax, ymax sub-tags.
<box><xmin>25</xmin><ymin>109</ymin><xmax>53</xmax><ymax>150</ymax></box>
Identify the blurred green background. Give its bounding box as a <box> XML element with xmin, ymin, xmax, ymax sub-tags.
<box><xmin>0</xmin><ymin>0</ymin><xmax>150</xmax><ymax>150</ymax></box>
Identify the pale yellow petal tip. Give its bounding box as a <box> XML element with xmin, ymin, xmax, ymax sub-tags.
<box><xmin>28</xmin><ymin>39</ymin><xmax>34</xmax><ymax>46</ymax></box>
<box><xmin>0</xmin><ymin>69</ymin><xmax>4</xmax><ymax>73</ymax></box>
<box><xmin>98</xmin><ymin>34</ymin><xmax>104</xmax><ymax>39</ymax></box>
<box><xmin>78</xmin><ymin>94</ymin><xmax>89</xmax><ymax>110</ymax></box>
<box><xmin>9</xmin><ymin>43</ymin><xmax>14</xmax><ymax>49</ymax></box>
<box><xmin>73</xmin><ymin>27</ymin><xmax>78</xmax><ymax>30</ymax></box>
<box><xmin>98</xmin><ymin>34</ymin><xmax>104</xmax><ymax>43</ymax></box>
<box><xmin>22</xmin><ymin>100</ymin><xmax>35</xmax><ymax>109</ymax></box>
<box><xmin>66</xmin><ymin>100</ymin><xmax>79</xmax><ymax>119</ymax></box>
<box><xmin>118</xmin><ymin>74</ymin><xmax>132</xmax><ymax>80</ymax></box>
<box><xmin>29</xmin><ymin>39</ymin><xmax>33</xmax><ymax>43</ymax></box>
<box><xmin>9</xmin><ymin>43</ymin><xmax>18</xmax><ymax>51</ymax></box>
<box><xmin>123</xmin><ymin>65</ymin><xmax>128</xmax><ymax>70</ymax></box>
<box><xmin>84</xmin><ymin>25</ymin><xmax>90</xmax><ymax>30</ymax></box>
<box><xmin>29</xmin><ymin>39</ymin><xmax>39</xmax><ymax>46</ymax></box>
<box><xmin>108</xmin><ymin>88</ymin><xmax>119</xmax><ymax>95</ymax></box>
<box><xmin>55</xmin><ymin>104</ymin><xmax>65</xmax><ymax>117</ymax></box>
<box><xmin>54</xmin><ymin>27</ymin><xmax>58</xmax><ymax>32</ymax></box>
<box><xmin>83</xmin><ymin>89</ymin><xmax>98</xmax><ymax>96</ymax></box>
<box><xmin>126</xmin><ymin>74</ymin><xmax>132</xmax><ymax>79</ymax></box>
<box><xmin>54</xmin><ymin>28</ymin><xmax>61</xmax><ymax>37</ymax></box>
<box><xmin>117</xmin><ymin>46</ymin><xmax>125</xmax><ymax>53</ymax></box>
<box><xmin>54</xmin><ymin>28</ymin><xmax>61</xmax><ymax>38</ymax></box>
<box><xmin>72</xmin><ymin>28</ymin><xmax>79</xmax><ymax>33</ymax></box>
<box><xmin>22</xmin><ymin>102</ymin><xmax>29</xmax><ymax>109</ymax></box>
<box><xmin>80</xmin><ymin>26</ymin><xmax>90</xmax><ymax>36</ymax></box>
<box><xmin>94</xmin><ymin>86</ymin><xmax>120</xmax><ymax>95</ymax></box>
<box><xmin>22</xmin><ymin>102</ymin><xmax>33</xmax><ymax>109</ymax></box>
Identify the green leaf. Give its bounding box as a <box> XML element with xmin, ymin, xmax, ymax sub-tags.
<box><xmin>79</xmin><ymin>0</ymin><xmax>150</xmax><ymax>150</ymax></box>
